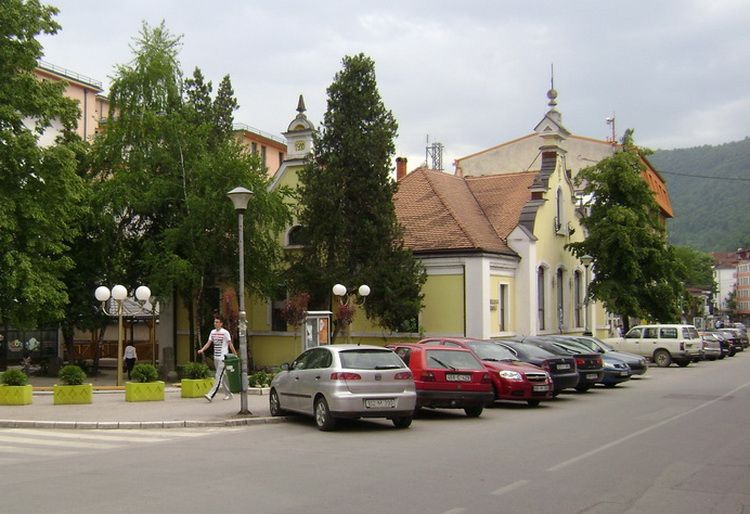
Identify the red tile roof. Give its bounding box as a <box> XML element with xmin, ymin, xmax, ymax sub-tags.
<box><xmin>394</xmin><ymin>168</ymin><xmax>537</xmax><ymax>256</ymax></box>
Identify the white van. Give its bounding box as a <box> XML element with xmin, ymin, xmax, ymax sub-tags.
<box><xmin>606</xmin><ymin>324</ymin><xmax>702</xmax><ymax>367</ymax></box>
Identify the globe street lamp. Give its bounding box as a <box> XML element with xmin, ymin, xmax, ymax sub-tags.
<box><xmin>332</xmin><ymin>284</ymin><xmax>370</xmax><ymax>344</ymax></box>
<box><xmin>95</xmin><ymin>284</ymin><xmax>152</xmax><ymax>386</ymax></box>
<box><xmin>581</xmin><ymin>255</ymin><xmax>593</xmax><ymax>336</ymax></box>
<box><xmin>95</xmin><ymin>285</ymin><xmax>126</xmax><ymax>387</ymax></box>
<box><xmin>227</xmin><ymin>186</ymin><xmax>252</xmax><ymax>415</ymax></box>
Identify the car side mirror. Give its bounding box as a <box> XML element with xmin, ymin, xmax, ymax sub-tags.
<box><xmin>281</xmin><ymin>363</ymin><xmax>290</xmax><ymax>371</ymax></box>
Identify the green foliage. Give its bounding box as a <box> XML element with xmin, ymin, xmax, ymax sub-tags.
<box><xmin>650</xmin><ymin>137</ymin><xmax>750</xmax><ymax>252</ymax></box>
<box><xmin>0</xmin><ymin>0</ymin><xmax>88</xmax><ymax>328</ymax></box>
<box><xmin>130</xmin><ymin>363</ymin><xmax>159</xmax><ymax>383</ymax></box>
<box><xmin>89</xmin><ymin>22</ymin><xmax>291</xmax><ymax>346</ymax></box>
<box><xmin>289</xmin><ymin>53</ymin><xmax>425</xmax><ymax>337</ymax></box>
<box><xmin>249</xmin><ymin>370</ymin><xmax>272</xmax><ymax>388</ymax></box>
<box><xmin>1</xmin><ymin>369</ymin><xmax>29</xmax><ymax>386</ymax></box>
<box><xmin>180</xmin><ymin>361</ymin><xmax>211</xmax><ymax>380</ymax></box>
<box><xmin>58</xmin><ymin>364</ymin><xmax>86</xmax><ymax>385</ymax></box>
<box><xmin>672</xmin><ymin>245</ymin><xmax>715</xmax><ymax>289</ymax></box>
<box><xmin>567</xmin><ymin>133</ymin><xmax>683</xmax><ymax>323</ymax></box>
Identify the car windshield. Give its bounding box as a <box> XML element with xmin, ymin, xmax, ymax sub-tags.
<box><xmin>338</xmin><ymin>349</ymin><xmax>405</xmax><ymax>370</ymax></box>
<box><xmin>465</xmin><ymin>341</ymin><xmax>516</xmax><ymax>361</ymax></box>
<box><xmin>511</xmin><ymin>343</ymin><xmax>554</xmax><ymax>359</ymax></box>
<box><xmin>425</xmin><ymin>349</ymin><xmax>485</xmax><ymax>370</ymax></box>
<box><xmin>569</xmin><ymin>338</ymin><xmax>598</xmax><ymax>352</ymax></box>
<box><xmin>683</xmin><ymin>327</ymin><xmax>699</xmax><ymax>339</ymax></box>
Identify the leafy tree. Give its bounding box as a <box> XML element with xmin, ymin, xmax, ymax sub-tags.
<box><xmin>91</xmin><ymin>22</ymin><xmax>290</xmax><ymax>360</ymax></box>
<box><xmin>0</xmin><ymin>0</ymin><xmax>87</xmax><ymax>328</ymax></box>
<box><xmin>672</xmin><ymin>245</ymin><xmax>715</xmax><ymax>290</ymax></box>
<box><xmin>290</xmin><ymin>53</ymin><xmax>425</xmax><ymax>339</ymax></box>
<box><xmin>566</xmin><ymin>131</ymin><xmax>683</xmax><ymax>329</ymax></box>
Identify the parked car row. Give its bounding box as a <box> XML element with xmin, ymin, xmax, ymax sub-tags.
<box><xmin>268</xmin><ymin>332</ymin><xmax>655</xmax><ymax>431</ymax></box>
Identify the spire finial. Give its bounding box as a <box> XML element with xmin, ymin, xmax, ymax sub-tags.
<box><xmin>296</xmin><ymin>94</ymin><xmax>306</xmax><ymax>114</ymax></box>
<box><xmin>547</xmin><ymin>63</ymin><xmax>558</xmax><ymax>108</ymax></box>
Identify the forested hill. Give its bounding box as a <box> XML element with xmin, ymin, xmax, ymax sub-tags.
<box><xmin>650</xmin><ymin>137</ymin><xmax>750</xmax><ymax>252</ymax></box>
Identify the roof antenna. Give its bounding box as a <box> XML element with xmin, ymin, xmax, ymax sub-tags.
<box><xmin>547</xmin><ymin>63</ymin><xmax>558</xmax><ymax>108</ymax></box>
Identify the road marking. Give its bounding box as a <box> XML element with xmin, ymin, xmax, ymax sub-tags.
<box><xmin>0</xmin><ymin>435</ymin><xmax>120</xmax><ymax>449</ymax></box>
<box><xmin>547</xmin><ymin>380</ymin><xmax>750</xmax><ymax>472</ymax></box>
<box><xmin>491</xmin><ymin>479</ymin><xmax>530</xmax><ymax>495</ymax></box>
<box><xmin>5</xmin><ymin>429</ymin><xmax>171</xmax><ymax>443</ymax></box>
<box><xmin>0</xmin><ymin>444</ymin><xmax>76</xmax><ymax>456</ymax></box>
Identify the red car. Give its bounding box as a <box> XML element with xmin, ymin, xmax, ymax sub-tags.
<box><xmin>417</xmin><ymin>338</ymin><xmax>553</xmax><ymax>407</ymax></box>
<box><xmin>388</xmin><ymin>343</ymin><xmax>494</xmax><ymax>417</ymax></box>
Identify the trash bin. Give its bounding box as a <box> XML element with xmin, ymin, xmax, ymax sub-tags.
<box><xmin>223</xmin><ymin>354</ymin><xmax>242</xmax><ymax>394</ymax></box>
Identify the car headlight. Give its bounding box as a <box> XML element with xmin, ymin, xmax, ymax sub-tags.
<box><xmin>499</xmin><ymin>370</ymin><xmax>523</xmax><ymax>381</ymax></box>
<box><xmin>604</xmin><ymin>361</ymin><xmax>615</xmax><ymax>369</ymax></box>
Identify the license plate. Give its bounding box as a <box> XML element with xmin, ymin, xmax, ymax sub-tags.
<box><xmin>533</xmin><ymin>385</ymin><xmax>549</xmax><ymax>392</ymax></box>
<box><xmin>365</xmin><ymin>399</ymin><xmax>395</xmax><ymax>409</ymax></box>
<box><xmin>446</xmin><ymin>373</ymin><xmax>471</xmax><ymax>382</ymax></box>
<box><xmin>557</xmin><ymin>364</ymin><xmax>570</xmax><ymax>370</ymax></box>
<box><xmin>586</xmin><ymin>373</ymin><xmax>598</xmax><ymax>379</ymax></box>
<box><xmin>620</xmin><ymin>371</ymin><xmax>629</xmax><ymax>376</ymax></box>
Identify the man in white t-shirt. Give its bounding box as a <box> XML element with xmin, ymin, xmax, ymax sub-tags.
<box><xmin>197</xmin><ymin>316</ymin><xmax>237</xmax><ymax>402</ymax></box>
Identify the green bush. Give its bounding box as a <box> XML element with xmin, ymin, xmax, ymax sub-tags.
<box><xmin>249</xmin><ymin>370</ymin><xmax>272</xmax><ymax>387</ymax></box>
<box><xmin>180</xmin><ymin>362</ymin><xmax>211</xmax><ymax>380</ymax></box>
<box><xmin>1</xmin><ymin>369</ymin><xmax>29</xmax><ymax>386</ymax></box>
<box><xmin>130</xmin><ymin>363</ymin><xmax>159</xmax><ymax>383</ymax></box>
<box><xmin>58</xmin><ymin>364</ymin><xmax>87</xmax><ymax>385</ymax></box>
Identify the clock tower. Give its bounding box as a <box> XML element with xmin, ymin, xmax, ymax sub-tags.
<box><xmin>283</xmin><ymin>95</ymin><xmax>314</xmax><ymax>161</ymax></box>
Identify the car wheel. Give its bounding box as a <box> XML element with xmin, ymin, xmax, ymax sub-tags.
<box><xmin>314</xmin><ymin>397</ymin><xmax>336</xmax><ymax>431</ymax></box>
<box><xmin>677</xmin><ymin>360</ymin><xmax>690</xmax><ymax>367</ymax></box>
<box><xmin>527</xmin><ymin>399</ymin><xmax>541</xmax><ymax>407</ymax></box>
<box><xmin>653</xmin><ymin>349</ymin><xmax>672</xmax><ymax>367</ymax></box>
<box><xmin>718</xmin><ymin>354</ymin><xmax>725</xmax><ymax>360</ymax></box>
<box><xmin>575</xmin><ymin>384</ymin><xmax>591</xmax><ymax>392</ymax></box>
<box><xmin>391</xmin><ymin>416</ymin><xmax>413</xmax><ymax>429</ymax></box>
<box><xmin>269</xmin><ymin>389</ymin><xmax>285</xmax><ymax>416</ymax></box>
<box><xmin>464</xmin><ymin>406</ymin><xmax>483</xmax><ymax>418</ymax></box>
<box><xmin>728</xmin><ymin>348</ymin><xmax>736</xmax><ymax>357</ymax></box>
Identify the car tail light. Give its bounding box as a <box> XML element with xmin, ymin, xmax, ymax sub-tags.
<box><xmin>421</xmin><ymin>371</ymin><xmax>436</xmax><ymax>381</ymax></box>
<box><xmin>394</xmin><ymin>371</ymin><xmax>412</xmax><ymax>380</ymax></box>
<box><xmin>576</xmin><ymin>357</ymin><xmax>586</xmax><ymax>367</ymax></box>
<box><xmin>596</xmin><ymin>357</ymin><xmax>603</xmax><ymax>367</ymax></box>
<box><xmin>481</xmin><ymin>373</ymin><xmax>491</xmax><ymax>384</ymax></box>
<box><xmin>330</xmin><ymin>372</ymin><xmax>361</xmax><ymax>380</ymax></box>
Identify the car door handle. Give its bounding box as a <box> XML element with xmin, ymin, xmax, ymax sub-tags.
<box><xmin>315</xmin><ymin>376</ymin><xmax>321</xmax><ymax>380</ymax></box>
<box><xmin>294</xmin><ymin>377</ymin><xmax>300</xmax><ymax>380</ymax></box>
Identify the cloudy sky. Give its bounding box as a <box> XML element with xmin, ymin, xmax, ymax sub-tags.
<box><xmin>39</xmin><ymin>0</ymin><xmax>750</xmax><ymax>170</ymax></box>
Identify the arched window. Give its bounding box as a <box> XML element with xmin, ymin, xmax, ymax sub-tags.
<box><xmin>556</xmin><ymin>268</ymin><xmax>564</xmax><ymax>330</ymax></box>
<box><xmin>537</xmin><ymin>266</ymin><xmax>546</xmax><ymax>331</ymax></box>
<box><xmin>555</xmin><ymin>187</ymin><xmax>564</xmax><ymax>232</ymax></box>
<box><xmin>287</xmin><ymin>225</ymin><xmax>308</xmax><ymax>247</ymax></box>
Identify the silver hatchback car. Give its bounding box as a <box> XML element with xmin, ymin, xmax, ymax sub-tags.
<box><xmin>269</xmin><ymin>344</ymin><xmax>417</xmax><ymax>431</ymax></box>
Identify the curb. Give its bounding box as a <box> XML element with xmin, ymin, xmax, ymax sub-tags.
<box><xmin>0</xmin><ymin>416</ymin><xmax>288</xmax><ymax>430</ymax></box>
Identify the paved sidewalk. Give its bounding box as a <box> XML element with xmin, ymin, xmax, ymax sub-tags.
<box><xmin>0</xmin><ymin>369</ymin><xmax>281</xmax><ymax>429</ymax></box>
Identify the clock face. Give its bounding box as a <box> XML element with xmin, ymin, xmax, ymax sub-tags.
<box><xmin>294</xmin><ymin>141</ymin><xmax>305</xmax><ymax>152</ymax></box>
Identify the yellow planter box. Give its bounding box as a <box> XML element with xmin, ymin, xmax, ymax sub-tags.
<box><xmin>180</xmin><ymin>378</ymin><xmax>213</xmax><ymax>398</ymax></box>
<box><xmin>125</xmin><ymin>381</ymin><xmax>165</xmax><ymax>402</ymax></box>
<box><xmin>53</xmin><ymin>384</ymin><xmax>93</xmax><ymax>405</ymax></box>
<box><xmin>0</xmin><ymin>384</ymin><xmax>33</xmax><ymax>405</ymax></box>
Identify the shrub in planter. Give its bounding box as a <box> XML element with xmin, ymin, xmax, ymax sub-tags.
<box><xmin>0</xmin><ymin>369</ymin><xmax>32</xmax><ymax>405</ymax></box>
<box><xmin>249</xmin><ymin>370</ymin><xmax>272</xmax><ymax>388</ymax></box>
<box><xmin>54</xmin><ymin>364</ymin><xmax>92</xmax><ymax>405</ymax></box>
<box><xmin>180</xmin><ymin>362</ymin><xmax>213</xmax><ymax>398</ymax></box>
<box><xmin>126</xmin><ymin>363</ymin><xmax>164</xmax><ymax>402</ymax></box>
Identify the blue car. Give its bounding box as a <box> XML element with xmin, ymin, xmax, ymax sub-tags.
<box><xmin>599</xmin><ymin>354</ymin><xmax>632</xmax><ymax>387</ymax></box>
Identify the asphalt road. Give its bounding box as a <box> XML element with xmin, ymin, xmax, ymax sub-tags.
<box><xmin>3</xmin><ymin>353</ymin><xmax>750</xmax><ymax>514</ymax></box>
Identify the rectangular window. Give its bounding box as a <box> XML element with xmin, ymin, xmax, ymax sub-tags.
<box><xmin>499</xmin><ymin>284</ymin><xmax>508</xmax><ymax>332</ymax></box>
<box><xmin>261</xmin><ymin>145</ymin><xmax>267</xmax><ymax>168</ymax></box>
<box><xmin>556</xmin><ymin>268</ymin><xmax>564</xmax><ymax>330</ymax></box>
<box><xmin>270</xmin><ymin>286</ymin><xmax>288</xmax><ymax>332</ymax></box>
<box><xmin>574</xmin><ymin>271</ymin><xmax>582</xmax><ymax>328</ymax></box>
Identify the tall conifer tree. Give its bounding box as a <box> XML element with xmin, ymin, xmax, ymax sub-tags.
<box><xmin>291</xmin><ymin>53</ymin><xmax>425</xmax><ymax>337</ymax></box>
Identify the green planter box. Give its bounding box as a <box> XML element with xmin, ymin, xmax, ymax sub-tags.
<box><xmin>180</xmin><ymin>378</ymin><xmax>213</xmax><ymax>398</ymax></box>
<box><xmin>53</xmin><ymin>384</ymin><xmax>93</xmax><ymax>405</ymax></box>
<box><xmin>125</xmin><ymin>381</ymin><xmax>165</xmax><ymax>402</ymax></box>
<box><xmin>0</xmin><ymin>384</ymin><xmax>33</xmax><ymax>405</ymax></box>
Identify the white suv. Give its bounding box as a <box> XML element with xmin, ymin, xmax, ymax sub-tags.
<box><xmin>606</xmin><ymin>324</ymin><xmax>702</xmax><ymax>367</ymax></box>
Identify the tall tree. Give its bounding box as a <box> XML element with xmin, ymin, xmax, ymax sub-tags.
<box><xmin>91</xmin><ymin>22</ymin><xmax>290</xmax><ymax>359</ymax></box>
<box><xmin>0</xmin><ymin>0</ymin><xmax>87</xmax><ymax>328</ymax></box>
<box><xmin>290</xmin><ymin>53</ymin><xmax>425</xmax><ymax>338</ymax></box>
<box><xmin>566</xmin><ymin>131</ymin><xmax>683</xmax><ymax>328</ymax></box>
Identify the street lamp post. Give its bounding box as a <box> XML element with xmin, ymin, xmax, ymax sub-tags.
<box><xmin>94</xmin><ymin>284</ymin><xmax>152</xmax><ymax>386</ymax></box>
<box><xmin>332</xmin><ymin>283</ymin><xmax>370</xmax><ymax>344</ymax></box>
<box><xmin>581</xmin><ymin>255</ymin><xmax>593</xmax><ymax>336</ymax></box>
<box><xmin>228</xmin><ymin>186</ymin><xmax>253</xmax><ymax>415</ymax></box>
